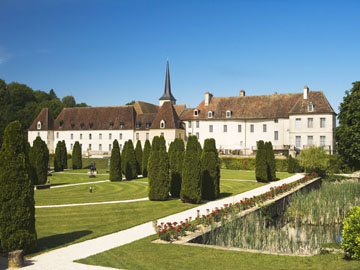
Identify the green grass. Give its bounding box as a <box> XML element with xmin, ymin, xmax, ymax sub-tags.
<box><xmin>78</xmin><ymin>235</ymin><xmax>360</xmax><ymax>270</ymax></box>
<box><xmin>35</xmin><ymin>181</ymin><xmax>148</xmax><ymax>205</ymax></box>
<box><xmin>34</xmin><ymin>200</ymin><xmax>194</xmax><ymax>255</ymax></box>
<box><xmin>220</xmin><ymin>169</ymin><xmax>293</xmax><ymax>180</ymax></box>
<box><xmin>47</xmin><ymin>172</ymin><xmax>109</xmax><ymax>185</ymax></box>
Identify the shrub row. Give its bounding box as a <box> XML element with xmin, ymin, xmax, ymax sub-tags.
<box><xmin>220</xmin><ymin>157</ymin><xmax>288</xmax><ymax>172</ymax></box>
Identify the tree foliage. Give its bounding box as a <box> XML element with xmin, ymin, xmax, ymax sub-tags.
<box><xmin>124</xmin><ymin>140</ymin><xmax>137</xmax><ymax>180</ymax></box>
<box><xmin>54</xmin><ymin>141</ymin><xmax>63</xmax><ymax>172</ymax></box>
<box><xmin>255</xmin><ymin>140</ymin><xmax>268</xmax><ymax>182</ymax></box>
<box><xmin>61</xmin><ymin>140</ymin><xmax>68</xmax><ymax>169</ymax></box>
<box><xmin>142</xmin><ymin>140</ymin><xmax>151</xmax><ymax>177</ymax></box>
<box><xmin>298</xmin><ymin>146</ymin><xmax>329</xmax><ymax>176</ymax></box>
<box><xmin>0</xmin><ymin>121</ymin><xmax>37</xmax><ymax>253</ymax></box>
<box><xmin>29</xmin><ymin>136</ymin><xmax>49</xmax><ymax>185</ymax></box>
<box><xmin>121</xmin><ymin>141</ymin><xmax>128</xmax><ymax>175</ymax></box>
<box><xmin>335</xmin><ymin>81</ymin><xmax>360</xmax><ymax>171</ymax></box>
<box><xmin>148</xmin><ymin>136</ymin><xmax>169</xmax><ymax>201</ymax></box>
<box><xmin>72</xmin><ymin>141</ymin><xmax>82</xmax><ymax>169</ymax></box>
<box><xmin>181</xmin><ymin>136</ymin><xmax>202</xmax><ymax>203</ymax></box>
<box><xmin>201</xmin><ymin>138</ymin><xmax>220</xmax><ymax>200</ymax></box>
<box><xmin>169</xmin><ymin>138</ymin><xmax>185</xmax><ymax>198</ymax></box>
<box><xmin>342</xmin><ymin>206</ymin><xmax>360</xmax><ymax>260</ymax></box>
<box><xmin>110</xmin><ymin>140</ymin><xmax>122</xmax><ymax>181</ymax></box>
<box><xmin>135</xmin><ymin>140</ymin><xmax>143</xmax><ymax>175</ymax></box>
<box><xmin>265</xmin><ymin>141</ymin><xmax>276</xmax><ymax>181</ymax></box>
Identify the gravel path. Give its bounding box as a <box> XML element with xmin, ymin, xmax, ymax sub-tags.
<box><xmin>22</xmin><ymin>174</ymin><xmax>304</xmax><ymax>270</ymax></box>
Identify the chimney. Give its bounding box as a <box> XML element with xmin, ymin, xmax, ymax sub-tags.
<box><xmin>240</xmin><ymin>89</ymin><xmax>245</xmax><ymax>97</ymax></box>
<box><xmin>303</xmin><ymin>86</ymin><xmax>309</xmax><ymax>99</ymax></box>
<box><xmin>204</xmin><ymin>92</ymin><xmax>213</xmax><ymax>106</ymax></box>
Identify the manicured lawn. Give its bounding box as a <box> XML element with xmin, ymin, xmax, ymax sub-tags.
<box><xmin>47</xmin><ymin>172</ymin><xmax>109</xmax><ymax>185</ymax></box>
<box><xmin>219</xmin><ymin>180</ymin><xmax>264</xmax><ymax>198</ymax></box>
<box><xmin>221</xmin><ymin>169</ymin><xmax>294</xmax><ymax>180</ymax></box>
<box><xmin>34</xmin><ymin>200</ymin><xmax>194</xmax><ymax>255</ymax></box>
<box><xmin>78</xmin><ymin>235</ymin><xmax>360</xmax><ymax>270</ymax></box>
<box><xmin>35</xmin><ymin>181</ymin><xmax>148</xmax><ymax>205</ymax></box>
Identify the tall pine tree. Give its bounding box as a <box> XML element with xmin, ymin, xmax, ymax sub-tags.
<box><xmin>181</xmin><ymin>136</ymin><xmax>202</xmax><ymax>203</ymax></box>
<box><xmin>0</xmin><ymin>121</ymin><xmax>37</xmax><ymax>253</ymax></box>
<box><xmin>201</xmin><ymin>138</ymin><xmax>220</xmax><ymax>200</ymax></box>
<box><xmin>142</xmin><ymin>139</ymin><xmax>151</xmax><ymax>177</ymax></box>
<box><xmin>135</xmin><ymin>140</ymin><xmax>143</xmax><ymax>175</ymax></box>
<box><xmin>110</xmin><ymin>140</ymin><xmax>122</xmax><ymax>181</ymax></box>
<box><xmin>169</xmin><ymin>138</ymin><xmax>184</xmax><ymax>198</ymax></box>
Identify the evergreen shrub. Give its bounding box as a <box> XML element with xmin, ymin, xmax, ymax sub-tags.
<box><xmin>135</xmin><ymin>140</ymin><xmax>143</xmax><ymax>175</ymax></box>
<box><xmin>142</xmin><ymin>140</ymin><xmax>151</xmax><ymax>177</ymax></box>
<box><xmin>124</xmin><ymin>140</ymin><xmax>137</xmax><ymax>180</ymax></box>
<box><xmin>110</xmin><ymin>140</ymin><xmax>122</xmax><ymax>181</ymax></box>
<box><xmin>72</xmin><ymin>141</ymin><xmax>82</xmax><ymax>169</ymax></box>
<box><xmin>169</xmin><ymin>138</ymin><xmax>184</xmax><ymax>198</ymax></box>
<box><xmin>201</xmin><ymin>138</ymin><xmax>220</xmax><ymax>200</ymax></box>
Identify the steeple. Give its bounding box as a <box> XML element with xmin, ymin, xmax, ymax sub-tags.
<box><xmin>159</xmin><ymin>60</ymin><xmax>176</xmax><ymax>106</ymax></box>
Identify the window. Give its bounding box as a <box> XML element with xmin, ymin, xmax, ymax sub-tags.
<box><xmin>263</xmin><ymin>124</ymin><xmax>267</xmax><ymax>132</ymax></box>
<box><xmin>80</xmin><ymin>122</ymin><xmax>84</xmax><ymax>129</ymax></box>
<box><xmin>80</xmin><ymin>133</ymin><xmax>83</xmax><ymax>140</ymax></box>
<box><xmin>160</xmin><ymin>132</ymin><xmax>164</xmax><ymax>137</ymax></box>
<box><xmin>59</xmin><ymin>120</ymin><xmax>64</xmax><ymax>128</ymax></box>
<box><xmin>56</xmin><ymin>132</ymin><xmax>59</xmax><ymax>139</ymax></box>
<box><xmin>89</xmin><ymin>122</ymin><xmax>93</xmax><ymax>129</ymax></box>
<box><xmin>320</xmin><ymin>118</ymin><xmax>326</xmax><ymax>128</ymax></box>
<box><xmin>307</xmin><ymin>136</ymin><xmax>313</xmax><ymax>146</ymax></box>
<box><xmin>295</xmin><ymin>118</ymin><xmax>301</xmax><ymax>129</ymax></box>
<box><xmin>109</xmin><ymin>144</ymin><xmax>112</xmax><ymax>151</ymax></box>
<box><xmin>160</xmin><ymin>120</ymin><xmax>165</xmax><ymax>129</ymax></box>
<box><xmin>238</xmin><ymin>125</ymin><xmax>242</xmax><ymax>133</ymax></box>
<box><xmin>308</xmin><ymin>118</ymin><xmax>313</xmax><ymax>128</ymax></box>
<box><xmin>136</xmin><ymin>133</ymin><xmax>139</xmax><ymax>140</ymax></box>
<box><xmin>250</xmin><ymin>124</ymin><xmax>254</xmax><ymax>133</ymax></box>
<box><xmin>240</xmin><ymin>141</ymin><xmax>243</xmax><ymax>147</ymax></box>
<box><xmin>209</xmin><ymin>125</ymin><xmax>213</xmax><ymax>133</ymax></box>
<box><xmin>119</xmin><ymin>122</ymin><xmax>124</xmax><ymax>129</ymax></box>
<box><xmin>89</xmin><ymin>134</ymin><xmax>92</xmax><ymax>140</ymax></box>
<box><xmin>119</xmin><ymin>133</ymin><xmax>122</xmax><ymax>140</ymax></box>
<box><xmin>208</xmin><ymin>111</ymin><xmax>213</xmax><ymax>118</ymax></box>
<box><xmin>226</xmin><ymin>110</ymin><xmax>231</xmax><ymax>118</ymax></box>
<box><xmin>146</xmin><ymin>122</ymin><xmax>151</xmax><ymax>128</ymax></box>
<box><xmin>70</xmin><ymin>143</ymin><xmax>73</xmax><ymax>150</ymax></box>
<box><xmin>88</xmin><ymin>144</ymin><xmax>92</xmax><ymax>150</ymax></box>
<box><xmin>308</xmin><ymin>102</ymin><xmax>313</xmax><ymax>112</ymax></box>
<box><xmin>136</xmin><ymin>122</ymin><xmax>141</xmax><ymax>129</ymax></box>
<box><xmin>274</xmin><ymin>131</ymin><xmax>278</xmax><ymax>141</ymax></box>
<box><xmin>196</xmin><ymin>121</ymin><xmax>199</xmax><ymax>128</ymax></box>
<box><xmin>37</xmin><ymin>132</ymin><xmax>40</xmax><ymax>137</ymax></box>
<box><xmin>37</xmin><ymin>121</ymin><xmax>41</xmax><ymax>130</ymax></box>
<box><xmin>188</xmin><ymin>121</ymin><xmax>191</xmax><ymax>128</ymax></box>
<box><xmin>194</xmin><ymin>109</ymin><xmax>199</xmax><ymax>116</ymax></box>
<box><xmin>296</xmin><ymin>136</ymin><xmax>301</xmax><ymax>148</ymax></box>
<box><xmin>109</xmin><ymin>122</ymin><xmax>114</xmax><ymax>129</ymax></box>
<box><xmin>223</xmin><ymin>125</ymin><xmax>227</xmax><ymax>132</ymax></box>
<box><xmin>320</xmin><ymin>136</ymin><xmax>326</xmax><ymax>146</ymax></box>
<box><xmin>99</xmin><ymin>133</ymin><xmax>102</xmax><ymax>140</ymax></box>
<box><xmin>71</xmin><ymin>134</ymin><xmax>73</xmax><ymax>140</ymax></box>
<box><xmin>178</xmin><ymin>133</ymin><xmax>182</xmax><ymax>138</ymax></box>
<box><xmin>109</xmin><ymin>133</ymin><xmax>112</xmax><ymax>140</ymax></box>
<box><xmin>188</xmin><ymin>132</ymin><xmax>191</xmax><ymax>138</ymax></box>
<box><xmin>274</xmin><ymin>119</ymin><xmax>278</xmax><ymax>123</ymax></box>
<box><xmin>99</xmin><ymin>144</ymin><xmax>102</xmax><ymax>151</ymax></box>
<box><xmin>196</xmin><ymin>132</ymin><xmax>199</xmax><ymax>139</ymax></box>
<box><xmin>120</xmin><ymin>144</ymin><xmax>122</xmax><ymax>152</ymax></box>
<box><xmin>146</xmin><ymin>133</ymin><xmax>149</xmax><ymax>140</ymax></box>
<box><xmin>71</xmin><ymin>123</ymin><xmax>75</xmax><ymax>129</ymax></box>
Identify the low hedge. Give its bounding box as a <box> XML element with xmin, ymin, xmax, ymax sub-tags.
<box><xmin>220</xmin><ymin>157</ymin><xmax>288</xmax><ymax>172</ymax></box>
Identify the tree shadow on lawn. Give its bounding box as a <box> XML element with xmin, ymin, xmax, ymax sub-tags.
<box><xmin>218</xmin><ymin>192</ymin><xmax>232</xmax><ymax>199</ymax></box>
<box><xmin>36</xmin><ymin>230</ymin><xmax>92</xmax><ymax>253</ymax></box>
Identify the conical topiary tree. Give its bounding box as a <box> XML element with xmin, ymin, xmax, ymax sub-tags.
<box><xmin>54</xmin><ymin>141</ymin><xmax>63</xmax><ymax>172</ymax></box>
<box><xmin>181</xmin><ymin>135</ymin><xmax>202</xmax><ymax>203</ymax></box>
<box><xmin>110</xmin><ymin>139</ymin><xmax>122</xmax><ymax>181</ymax></box>
<box><xmin>124</xmin><ymin>140</ymin><xmax>137</xmax><ymax>180</ymax></box>
<box><xmin>29</xmin><ymin>136</ymin><xmax>49</xmax><ymax>185</ymax></box>
<box><xmin>169</xmin><ymin>138</ymin><xmax>184</xmax><ymax>198</ymax></box>
<box><xmin>61</xmin><ymin>140</ymin><xmax>68</xmax><ymax>169</ymax></box>
<box><xmin>256</xmin><ymin>140</ymin><xmax>268</xmax><ymax>182</ymax></box>
<box><xmin>287</xmin><ymin>155</ymin><xmax>295</xmax><ymax>173</ymax></box>
<box><xmin>121</xmin><ymin>140</ymin><xmax>128</xmax><ymax>175</ymax></box>
<box><xmin>0</xmin><ymin>121</ymin><xmax>37</xmax><ymax>253</ymax></box>
<box><xmin>148</xmin><ymin>136</ymin><xmax>169</xmax><ymax>200</ymax></box>
<box><xmin>201</xmin><ymin>138</ymin><xmax>220</xmax><ymax>200</ymax></box>
<box><xmin>142</xmin><ymin>139</ymin><xmax>151</xmax><ymax>177</ymax></box>
<box><xmin>265</xmin><ymin>141</ymin><xmax>276</xmax><ymax>181</ymax></box>
<box><xmin>135</xmin><ymin>140</ymin><xmax>143</xmax><ymax>175</ymax></box>
<box><xmin>72</xmin><ymin>141</ymin><xmax>82</xmax><ymax>169</ymax></box>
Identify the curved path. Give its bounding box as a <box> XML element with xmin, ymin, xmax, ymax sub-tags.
<box><xmin>22</xmin><ymin>174</ymin><xmax>304</xmax><ymax>270</ymax></box>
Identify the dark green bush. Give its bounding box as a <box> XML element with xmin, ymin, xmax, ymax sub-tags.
<box><xmin>121</xmin><ymin>141</ymin><xmax>128</xmax><ymax>174</ymax></box>
<box><xmin>265</xmin><ymin>141</ymin><xmax>276</xmax><ymax>181</ymax></box>
<box><xmin>61</xmin><ymin>140</ymin><xmax>67</xmax><ymax>169</ymax></box>
<box><xmin>110</xmin><ymin>140</ymin><xmax>122</xmax><ymax>181</ymax></box>
<box><xmin>0</xmin><ymin>121</ymin><xmax>37</xmax><ymax>253</ymax></box>
<box><xmin>181</xmin><ymin>136</ymin><xmax>202</xmax><ymax>203</ymax></box>
<box><xmin>169</xmin><ymin>138</ymin><xmax>184</xmax><ymax>198</ymax></box>
<box><xmin>142</xmin><ymin>140</ymin><xmax>151</xmax><ymax>177</ymax></box>
<box><xmin>54</xmin><ymin>141</ymin><xmax>62</xmax><ymax>172</ymax></box>
<box><xmin>220</xmin><ymin>157</ymin><xmax>288</xmax><ymax>172</ymax></box>
<box><xmin>135</xmin><ymin>140</ymin><xmax>143</xmax><ymax>175</ymax></box>
<box><xmin>201</xmin><ymin>138</ymin><xmax>220</xmax><ymax>200</ymax></box>
<box><xmin>342</xmin><ymin>206</ymin><xmax>360</xmax><ymax>260</ymax></box>
<box><xmin>29</xmin><ymin>136</ymin><xmax>49</xmax><ymax>185</ymax></box>
<box><xmin>72</xmin><ymin>141</ymin><xmax>82</xmax><ymax>169</ymax></box>
<box><xmin>255</xmin><ymin>140</ymin><xmax>268</xmax><ymax>182</ymax></box>
<box><xmin>124</xmin><ymin>140</ymin><xmax>137</xmax><ymax>180</ymax></box>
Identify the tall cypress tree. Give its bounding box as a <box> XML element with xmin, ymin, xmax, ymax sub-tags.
<box><xmin>121</xmin><ymin>141</ymin><xmax>128</xmax><ymax>175</ymax></box>
<box><xmin>29</xmin><ymin>136</ymin><xmax>48</xmax><ymax>185</ymax></box>
<box><xmin>0</xmin><ymin>121</ymin><xmax>37</xmax><ymax>253</ymax></box>
<box><xmin>148</xmin><ymin>136</ymin><xmax>169</xmax><ymax>200</ymax></box>
<box><xmin>142</xmin><ymin>139</ymin><xmax>151</xmax><ymax>177</ymax></box>
<box><xmin>181</xmin><ymin>135</ymin><xmax>202</xmax><ymax>203</ymax></box>
<box><xmin>54</xmin><ymin>141</ymin><xmax>63</xmax><ymax>172</ymax></box>
<box><xmin>169</xmin><ymin>138</ymin><xmax>184</xmax><ymax>198</ymax></box>
<box><xmin>201</xmin><ymin>138</ymin><xmax>220</xmax><ymax>200</ymax></box>
<box><xmin>124</xmin><ymin>140</ymin><xmax>137</xmax><ymax>180</ymax></box>
<box><xmin>61</xmin><ymin>140</ymin><xmax>68</xmax><ymax>169</ymax></box>
<box><xmin>256</xmin><ymin>140</ymin><xmax>268</xmax><ymax>182</ymax></box>
<box><xmin>72</xmin><ymin>141</ymin><xmax>82</xmax><ymax>169</ymax></box>
<box><xmin>110</xmin><ymin>139</ymin><xmax>122</xmax><ymax>181</ymax></box>
<box><xmin>265</xmin><ymin>141</ymin><xmax>276</xmax><ymax>181</ymax></box>
<box><xmin>135</xmin><ymin>140</ymin><xmax>143</xmax><ymax>175</ymax></box>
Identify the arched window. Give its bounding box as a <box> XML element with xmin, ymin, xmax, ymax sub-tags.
<box><xmin>208</xmin><ymin>111</ymin><xmax>213</xmax><ymax>118</ymax></box>
<box><xmin>194</xmin><ymin>109</ymin><xmax>199</xmax><ymax>116</ymax></box>
<box><xmin>37</xmin><ymin>121</ymin><xmax>42</xmax><ymax>130</ymax></box>
<box><xmin>160</xmin><ymin>120</ymin><xmax>165</xmax><ymax>129</ymax></box>
<box><xmin>226</xmin><ymin>110</ymin><xmax>232</xmax><ymax>118</ymax></box>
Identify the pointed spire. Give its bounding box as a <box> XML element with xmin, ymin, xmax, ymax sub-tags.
<box><xmin>159</xmin><ymin>60</ymin><xmax>176</xmax><ymax>105</ymax></box>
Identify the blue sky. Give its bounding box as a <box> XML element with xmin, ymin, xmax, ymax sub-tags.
<box><xmin>0</xmin><ymin>0</ymin><xmax>359</xmax><ymax>112</ymax></box>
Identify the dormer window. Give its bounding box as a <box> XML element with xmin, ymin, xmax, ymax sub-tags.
<box><xmin>119</xmin><ymin>122</ymin><xmax>124</xmax><ymax>129</ymax></box>
<box><xmin>80</xmin><ymin>122</ymin><xmax>84</xmax><ymax>129</ymax></box>
<box><xmin>89</xmin><ymin>122</ymin><xmax>94</xmax><ymax>129</ymax></box>
<box><xmin>194</xmin><ymin>109</ymin><xmax>199</xmax><ymax>116</ymax></box>
<box><xmin>136</xmin><ymin>122</ymin><xmax>141</xmax><ymax>129</ymax></box>
<box><xmin>71</xmin><ymin>123</ymin><xmax>75</xmax><ymax>129</ymax></box>
<box><xmin>146</xmin><ymin>122</ymin><xmax>151</xmax><ymax>129</ymax></box>
<box><xmin>308</xmin><ymin>102</ymin><xmax>313</xmax><ymax>112</ymax></box>
<box><xmin>226</xmin><ymin>110</ymin><xmax>232</xmax><ymax>118</ymax></box>
<box><xmin>160</xmin><ymin>120</ymin><xmax>165</xmax><ymax>129</ymax></box>
<box><xmin>37</xmin><ymin>121</ymin><xmax>42</xmax><ymax>130</ymax></box>
<box><xmin>109</xmin><ymin>122</ymin><xmax>114</xmax><ymax>129</ymax></box>
<box><xmin>59</xmin><ymin>120</ymin><xmax>64</xmax><ymax>128</ymax></box>
<box><xmin>208</xmin><ymin>111</ymin><xmax>213</xmax><ymax>118</ymax></box>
